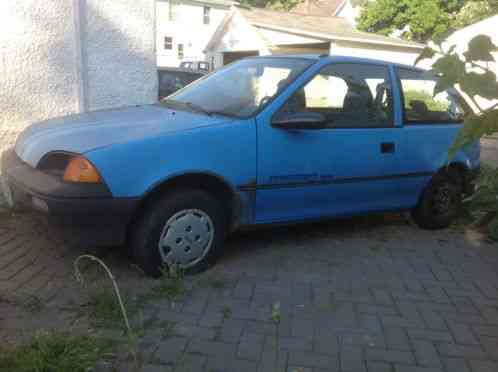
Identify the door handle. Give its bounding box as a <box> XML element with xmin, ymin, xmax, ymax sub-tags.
<box><xmin>381</xmin><ymin>142</ymin><xmax>395</xmax><ymax>154</ymax></box>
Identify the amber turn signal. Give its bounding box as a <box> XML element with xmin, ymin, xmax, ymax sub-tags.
<box><xmin>63</xmin><ymin>156</ymin><xmax>102</xmax><ymax>183</ymax></box>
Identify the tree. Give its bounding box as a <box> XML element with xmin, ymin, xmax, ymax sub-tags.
<box><xmin>357</xmin><ymin>0</ymin><xmax>497</xmax><ymax>43</ymax></box>
<box><xmin>454</xmin><ymin>0</ymin><xmax>498</xmax><ymax>28</ymax></box>
<box><xmin>416</xmin><ymin>35</ymin><xmax>498</xmax><ymax>237</ymax></box>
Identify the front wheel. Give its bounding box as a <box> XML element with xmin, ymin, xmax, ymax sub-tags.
<box><xmin>130</xmin><ymin>189</ymin><xmax>227</xmax><ymax>277</ymax></box>
<box><xmin>411</xmin><ymin>171</ymin><xmax>463</xmax><ymax>230</ymax></box>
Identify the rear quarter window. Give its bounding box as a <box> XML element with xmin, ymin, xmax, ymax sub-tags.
<box><xmin>397</xmin><ymin>68</ymin><xmax>468</xmax><ymax>124</ymax></box>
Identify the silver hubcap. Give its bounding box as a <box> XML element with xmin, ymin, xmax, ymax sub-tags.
<box><xmin>158</xmin><ymin>209</ymin><xmax>214</xmax><ymax>268</ymax></box>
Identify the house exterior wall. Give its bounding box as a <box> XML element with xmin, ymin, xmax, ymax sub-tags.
<box><xmin>156</xmin><ymin>0</ymin><xmax>230</xmax><ymax>67</ymax></box>
<box><xmin>257</xmin><ymin>28</ymin><xmax>324</xmax><ymax>46</ymax></box>
<box><xmin>0</xmin><ymin>0</ymin><xmax>80</xmax><ymax>157</ymax></box>
<box><xmin>331</xmin><ymin>40</ymin><xmax>421</xmax><ymax>65</ymax></box>
<box><xmin>0</xmin><ymin>0</ymin><xmax>156</xmax><ymax>205</ymax></box>
<box><xmin>443</xmin><ymin>15</ymin><xmax>498</xmax><ymax>110</ymax></box>
<box><xmin>85</xmin><ymin>0</ymin><xmax>157</xmax><ymax>111</ymax></box>
<box><xmin>205</xmin><ymin>11</ymin><xmax>270</xmax><ymax>69</ymax></box>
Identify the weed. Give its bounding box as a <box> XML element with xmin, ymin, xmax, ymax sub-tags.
<box><xmin>87</xmin><ymin>287</ymin><xmax>133</xmax><ymax>326</ymax></box>
<box><xmin>0</xmin><ymin>208</ymin><xmax>13</xmax><ymax>220</ymax></box>
<box><xmin>271</xmin><ymin>302</ymin><xmax>281</xmax><ymax>324</ymax></box>
<box><xmin>208</xmin><ymin>275</ymin><xmax>231</xmax><ymax>289</ymax></box>
<box><xmin>146</xmin><ymin>264</ymin><xmax>187</xmax><ymax>301</ymax></box>
<box><xmin>160</xmin><ymin>320</ymin><xmax>177</xmax><ymax>339</ymax></box>
<box><xmin>21</xmin><ymin>294</ymin><xmax>44</xmax><ymax>314</ymax></box>
<box><xmin>222</xmin><ymin>306</ymin><xmax>232</xmax><ymax>320</ymax></box>
<box><xmin>270</xmin><ymin>302</ymin><xmax>281</xmax><ymax>372</ymax></box>
<box><xmin>74</xmin><ymin>254</ymin><xmax>140</xmax><ymax>371</ymax></box>
<box><xmin>369</xmin><ymin>244</ymin><xmax>383</xmax><ymax>253</ymax></box>
<box><xmin>0</xmin><ymin>331</ymin><xmax>112</xmax><ymax>372</ymax></box>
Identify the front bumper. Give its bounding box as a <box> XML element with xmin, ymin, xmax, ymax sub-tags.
<box><xmin>1</xmin><ymin>149</ymin><xmax>139</xmax><ymax>246</ymax></box>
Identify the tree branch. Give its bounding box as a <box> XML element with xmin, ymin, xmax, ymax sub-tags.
<box><xmin>469</xmin><ymin>61</ymin><xmax>494</xmax><ymax>73</ymax></box>
<box><xmin>469</xmin><ymin>95</ymin><xmax>485</xmax><ymax>113</ymax></box>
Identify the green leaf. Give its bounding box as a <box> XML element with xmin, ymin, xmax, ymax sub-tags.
<box><xmin>415</xmin><ymin>47</ymin><xmax>436</xmax><ymax>66</ymax></box>
<box><xmin>433</xmin><ymin>75</ymin><xmax>455</xmax><ymax>96</ymax></box>
<box><xmin>464</xmin><ymin>35</ymin><xmax>498</xmax><ymax>62</ymax></box>
<box><xmin>449</xmin><ymin>109</ymin><xmax>498</xmax><ymax>158</ymax></box>
<box><xmin>431</xmin><ymin>54</ymin><xmax>466</xmax><ymax>94</ymax></box>
<box><xmin>433</xmin><ymin>26</ymin><xmax>455</xmax><ymax>45</ymax></box>
<box><xmin>446</xmin><ymin>45</ymin><xmax>457</xmax><ymax>54</ymax></box>
<box><xmin>460</xmin><ymin>71</ymin><xmax>498</xmax><ymax>101</ymax></box>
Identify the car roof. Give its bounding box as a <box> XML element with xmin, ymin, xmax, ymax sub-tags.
<box><xmin>245</xmin><ymin>54</ymin><xmax>426</xmax><ymax>72</ymax></box>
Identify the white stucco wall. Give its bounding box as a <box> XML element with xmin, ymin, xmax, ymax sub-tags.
<box><xmin>85</xmin><ymin>0</ymin><xmax>157</xmax><ymax>111</ymax></box>
<box><xmin>0</xmin><ymin>1</ymin><xmax>80</xmax><ymax>155</ymax></box>
<box><xmin>0</xmin><ymin>0</ymin><xmax>156</xmax><ymax>205</ymax></box>
<box><xmin>156</xmin><ymin>0</ymin><xmax>230</xmax><ymax>67</ymax></box>
<box><xmin>0</xmin><ymin>0</ymin><xmax>157</xmax><ymax>155</ymax></box>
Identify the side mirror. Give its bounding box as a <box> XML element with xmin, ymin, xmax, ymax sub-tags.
<box><xmin>271</xmin><ymin>112</ymin><xmax>327</xmax><ymax>130</ymax></box>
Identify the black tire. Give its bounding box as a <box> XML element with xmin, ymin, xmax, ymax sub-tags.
<box><xmin>411</xmin><ymin>170</ymin><xmax>463</xmax><ymax>230</ymax></box>
<box><xmin>130</xmin><ymin>189</ymin><xmax>227</xmax><ymax>277</ymax></box>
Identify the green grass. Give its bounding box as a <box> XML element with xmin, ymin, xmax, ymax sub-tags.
<box><xmin>222</xmin><ymin>306</ymin><xmax>232</xmax><ymax>320</ymax></box>
<box><xmin>87</xmin><ymin>287</ymin><xmax>133</xmax><ymax>327</ymax></box>
<box><xmin>141</xmin><ymin>265</ymin><xmax>187</xmax><ymax>302</ymax></box>
<box><xmin>403</xmin><ymin>89</ymin><xmax>449</xmax><ymax>112</ymax></box>
<box><xmin>0</xmin><ymin>332</ymin><xmax>111</xmax><ymax>372</ymax></box>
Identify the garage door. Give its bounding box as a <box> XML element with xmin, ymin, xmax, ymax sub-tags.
<box><xmin>223</xmin><ymin>51</ymin><xmax>259</xmax><ymax>65</ymax></box>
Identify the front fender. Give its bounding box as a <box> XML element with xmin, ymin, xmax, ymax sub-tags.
<box><xmin>85</xmin><ymin>119</ymin><xmax>257</xmax><ymax>199</ymax></box>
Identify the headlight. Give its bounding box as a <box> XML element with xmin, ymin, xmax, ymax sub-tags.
<box><xmin>63</xmin><ymin>156</ymin><xmax>102</xmax><ymax>183</ymax></box>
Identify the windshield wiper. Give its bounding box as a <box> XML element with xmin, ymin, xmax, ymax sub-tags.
<box><xmin>183</xmin><ymin>101</ymin><xmax>213</xmax><ymax>116</ymax></box>
<box><xmin>161</xmin><ymin>99</ymin><xmax>237</xmax><ymax>118</ymax></box>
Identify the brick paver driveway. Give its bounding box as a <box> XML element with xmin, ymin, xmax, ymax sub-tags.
<box><xmin>2</xmin><ymin>210</ymin><xmax>498</xmax><ymax>372</ymax></box>
<box><xmin>1</xmin><ymin>139</ymin><xmax>497</xmax><ymax>371</ymax></box>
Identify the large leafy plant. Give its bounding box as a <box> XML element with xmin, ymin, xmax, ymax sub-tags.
<box><xmin>416</xmin><ymin>35</ymin><xmax>498</xmax><ymax>238</ymax></box>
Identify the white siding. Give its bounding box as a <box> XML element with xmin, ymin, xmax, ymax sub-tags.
<box><xmin>206</xmin><ymin>11</ymin><xmax>270</xmax><ymax>69</ymax></box>
<box><xmin>331</xmin><ymin>40</ymin><xmax>421</xmax><ymax>65</ymax></box>
<box><xmin>156</xmin><ymin>0</ymin><xmax>230</xmax><ymax>67</ymax></box>
<box><xmin>257</xmin><ymin>28</ymin><xmax>323</xmax><ymax>46</ymax></box>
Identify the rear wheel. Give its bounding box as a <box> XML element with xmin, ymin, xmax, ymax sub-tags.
<box><xmin>131</xmin><ymin>189</ymin><xmax>227</xmax><ymax>277</ymax></box>
<box><xmin>411</xmin><ymin>171</ymin><xmax>463</xmax><ymax>229</ymax></box>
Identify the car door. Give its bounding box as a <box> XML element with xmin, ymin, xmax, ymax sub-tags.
<box><xmin>395</xmin><ymin>67</ymin><xmax>470</xmax><ymax>207</ymax></box>
<box><xmin>254</xmin><ymin>62</ymin><xmax>409</xmax><ymax>224</ymax></box>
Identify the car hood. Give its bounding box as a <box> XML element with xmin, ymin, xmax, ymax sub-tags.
<box><xmin>15</xmin><ymin>104</ymin><xmax>230</xmax><ymax>167</ymax></box>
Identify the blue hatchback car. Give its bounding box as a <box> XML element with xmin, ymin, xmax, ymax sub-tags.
<box><xmin>2</xmin><ymin>55</ymin><xmax>480</xmax><ymax>276</ymax></box>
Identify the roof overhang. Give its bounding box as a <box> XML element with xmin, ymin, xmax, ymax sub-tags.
<box><xmin>250</xmin><ymin>22</ymin><xmax>426</xmax><ymax>50</ymax></box>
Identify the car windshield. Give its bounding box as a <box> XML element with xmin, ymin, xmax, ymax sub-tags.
<box><xmin>161</xmin><ymin>58</ymin><xmax>314</xmax><ymax>118</ymax></box>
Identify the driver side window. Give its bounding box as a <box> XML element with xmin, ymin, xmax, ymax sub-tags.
<box><xmin>278</xmin><ymin>63</ymin><xmax>394</xmax><ymax>128</ymax></box>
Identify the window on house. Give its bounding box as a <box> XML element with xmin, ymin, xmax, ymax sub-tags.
<box><xmin>203</xmin><ymin>6</ymin><xmax>210</xmax><ymax>25</ymax></box>
<box><xmin>397</xmin><ymin>68</ymin><xmax>468</xmax><ymax>124</ymax></box>
<box><xmin>168</xmin><ymin>1</ymin><xmax>177</xmax><ymax>21</ymax></box>
<box><xmin>277</xmin><ymin>63</ymin><xmax>394</xmax><ymax>128</ymax></box>
<box><xmin>178</xmin><ymin>44</ymin><xmax>184</xmax><ymax>59</ymax></box>
<box><xmin>164</xmin><ymin>37</ymin><xmax>173</xmax><ymax>50</ymax></box>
